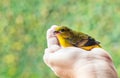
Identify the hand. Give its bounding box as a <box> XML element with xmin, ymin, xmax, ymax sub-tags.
<box><xmin>43</xmin><ymin>25</ymin><xmax>118</xmax><ymax>78</ymax></box>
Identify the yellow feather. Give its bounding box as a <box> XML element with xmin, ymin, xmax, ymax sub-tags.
<box><xmin>56</xmin><ymin>34</ymin><xmax>73</xmax><ymax>47</ymax></box>
<box><xmin>54</xmin><ymin>26</ymin><xmax>101</xmax><ymax>51</ymax></box>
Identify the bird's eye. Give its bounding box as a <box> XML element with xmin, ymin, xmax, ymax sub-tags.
<box><xmin>60</xmin><ymin>29</ymin><xmax>65</xmax><ymax>32</ymax></box>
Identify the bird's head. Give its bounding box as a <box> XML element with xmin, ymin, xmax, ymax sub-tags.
<box><xmin>54</xmin><ymin>26</ymin><xmax>72</xmax><ymax>38</ymax></box>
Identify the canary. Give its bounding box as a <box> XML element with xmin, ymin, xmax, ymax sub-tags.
<box><xmin>54</xmin><ymin>26</ymin><xmax>101</xmax><ymax>51</ymax></box>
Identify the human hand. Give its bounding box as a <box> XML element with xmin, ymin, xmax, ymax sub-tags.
<box><xmin>43</xmin><ymin>25</ymin><xmax>118</xmax><ymax>78</ymax></box>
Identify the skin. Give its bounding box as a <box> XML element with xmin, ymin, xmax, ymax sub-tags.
<box><xmin>43</xmin><ymin>25</ymin><xmax>118</xmax><ymax>78</ymax></box>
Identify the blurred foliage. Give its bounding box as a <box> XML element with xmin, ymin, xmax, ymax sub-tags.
<box><xmin>0</xmin><ymin>0</ymin><xmax>120</xmax><ymax>78</ymax></box>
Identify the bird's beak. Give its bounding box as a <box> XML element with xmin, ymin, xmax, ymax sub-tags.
<box><xmin>54</xmin><ymin>31</ymin><xmax>60</xmax><ymax>34</ymax></box>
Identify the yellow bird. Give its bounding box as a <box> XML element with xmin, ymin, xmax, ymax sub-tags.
<box><xmin>54</xmin><ymin>26</ymin><xmax>101</xmax><ymax>51</ymax></box>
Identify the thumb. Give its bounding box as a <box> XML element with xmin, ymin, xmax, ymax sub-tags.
<box><xmin>47</xmin><ymin>25</ymin><xmax>60</xmax><ymax>48</ymax></box>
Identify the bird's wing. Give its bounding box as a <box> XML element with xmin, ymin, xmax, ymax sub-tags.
<box><xmin>66</xmin><ymin>36</ymin><xmax>100</xmax><ymax>47</ymax></box>
<box><xmin>65</xmin><ymin>37</ymin><xmax>88</xmax><ymax>47</ymax></box>
<box><xmin>83</xmin><ymin>36</ymin><xmax>100</xmax><ymax>46</ymax></box>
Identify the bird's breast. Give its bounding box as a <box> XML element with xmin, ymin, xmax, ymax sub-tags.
<box><xmin>56</xmin><ymin>35</ymin><xmax>73</xmax><ymax>47</ymax></box>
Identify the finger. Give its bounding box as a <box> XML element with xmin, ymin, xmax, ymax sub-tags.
<box><xmin>43</xmin><ymin>48</ymin><xmax>51</xmax><ymax>67</ymax></box>
<box><xmin>47</xmin><ymin>25</ymin><xmax>58</xmax><ymax>39</ymax></box>
<box><xmin>43</xmin><ymin>45</ymin><xmax>60</xmax><ymax>67</ymax></box>
<box><xmin>47</xmin><ymin>25</ymin><xmax>60</xmax><ymax>48</ymax></box>
<box><xmin>45</xmin><ymin>45</ymin><xmax>60</xmax><ymax>53</ymax></box>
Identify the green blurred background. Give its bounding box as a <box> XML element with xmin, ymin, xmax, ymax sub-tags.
<box><xmin>0</xmin><ymin>0</ymin><xmax>120</xmax><ymax>78</ymax></box>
